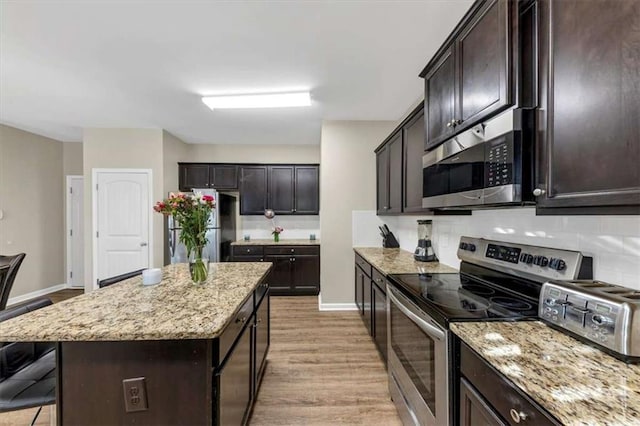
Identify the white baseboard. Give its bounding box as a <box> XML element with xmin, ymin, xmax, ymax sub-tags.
<box><xmin>319</xmin><ymin>302</ymin><xmax>358</xmax><ymax>311</ymax></box>
<box><xmin>7</xmin><ymin>283</ymin><xmax>70</xmax><ymax>307</ymax></box>
<box><xmin>317</xmin><ymin>293</ymin><xmax>358</xmax><ymax>311</ymax></box>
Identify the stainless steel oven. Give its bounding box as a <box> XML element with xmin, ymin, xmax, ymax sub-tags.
<box><xmin>387</xmin><ymin>285</ymin><xmax>448</xmax><ymax>426</ymax></box>
<box><xmin>422</xmin><ymin>109</ymin><xmax>534</xmax><ymax>209</ymax></box>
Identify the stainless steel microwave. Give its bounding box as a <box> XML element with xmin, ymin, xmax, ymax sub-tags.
<box><xmin>422</xmin><ymin>109</ymin><xmax>535</xmax><ymax>209</ymax></box>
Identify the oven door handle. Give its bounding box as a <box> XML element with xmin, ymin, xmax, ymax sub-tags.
<box><xmin>388</xmin><ymin>288</ymin><xmax>445</xmax><ymax>341</ymax></box>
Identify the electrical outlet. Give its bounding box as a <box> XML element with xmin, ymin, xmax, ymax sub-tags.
<box><xmin>122</xmin><ymin>377</ymin><xmax>148</xmax><ymax>413</ymax></box>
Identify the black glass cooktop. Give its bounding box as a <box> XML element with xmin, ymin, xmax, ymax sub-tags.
<box><xmin>388</xmin><ymin>272</ymin><xmax>539</xmax><ymax>326</ymax></box>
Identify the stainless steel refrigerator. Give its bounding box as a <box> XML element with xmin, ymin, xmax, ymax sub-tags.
<box><xmin>166</xmin><ymin>189</ymin><xmax>237</xmax><ymax>264</ymax></box>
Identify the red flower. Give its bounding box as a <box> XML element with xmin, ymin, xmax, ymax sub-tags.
<box><xmin>202</xmin><ymin>195</ymin><xmax>214</xmax><ymax>202</ymax></box>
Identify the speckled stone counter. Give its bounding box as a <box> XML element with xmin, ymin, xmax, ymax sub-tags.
<box><xmin>451</xmin><ymin>321</ymin><xmax>640</xmax><ymax>426</ymax></box>
<box><xmin>231</xmin><ymin>238</ymin><xmax>320</xmax><ymax>245</ymax></box>
<box><xmin>0</xmin><ymin>262</ymin><xmax>271</xmax><ymax>341</ymax></box>
<box><xmin>354</xmin><ymin>247</ymin><xmax>458</xmax><ymax>275</ymax></box>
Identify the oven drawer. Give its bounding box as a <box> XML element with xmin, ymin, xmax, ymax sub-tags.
<box><xmin>460</xmin><ymin>342</ymin><xmax>561</xmax><ymax>426</ymax></box>
<box><xmin>355</xmin><ymin>254</ymin><xmax>372</xmax><ymax>277</ymax></box>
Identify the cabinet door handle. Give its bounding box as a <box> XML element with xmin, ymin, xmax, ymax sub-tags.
<box><xmin>446</xmin><ymin>121</ymin><xmax>453</xmax><ymax>128</ymax></box>
<box><xmin>509</xmin><ymin>409</ymin><xmax>527</xmax><ymax>423</ymax></box>
<box><xmin>236</xmin><ymin>316</ymin><xmax>247</xmax><ymax>324</ymax></box>
<box><xmin>291</xmin><ymin>249</ymin><xmax>295</xmax><ymax>253</ymax></box>
<box><xmin>246</xmin><ymin>249</ymin><xmax>251</xmax><ymax>253</ymax></box>
<box><xmin>533</xmin><ymin>188</ymin><xmax>546</xmax><ymax>196</ymax></box>
<box><xmin>256</xmin><ymin>318</ymin><xmax>262</xmax><ymax>324</ymax></box>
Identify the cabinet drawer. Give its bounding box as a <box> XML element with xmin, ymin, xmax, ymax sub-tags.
<box><xmin>232</xmin><ymin>245</ymin><xmax>264</xmax><ymax>256</ymax></box>
<box><xmin>264</xmin><ymin>245</ymin><xmax>319</xmax><ymax>256</ymax></box>
<box><xmin>460</xmin><ymin>343</ymin><xmax>561</xmax><ymax>426</ymax></box>
<box><xmin>355</xmin><ymin>254</ymin><xmax>372</xmax><ymax>277</ymax></box>
<box><xmin>219</xmin><ymin>295</ymin><xmax>254</xmax><ymax>363</ymax></box>
<box><xmin>371</xmin><ymin>268</ymin><xmax>386</xmax><ymax>291</ymax></box>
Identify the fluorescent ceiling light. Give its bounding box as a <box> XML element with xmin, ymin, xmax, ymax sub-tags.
<box><xmin>202</xmin><ymin>92</ymin><xmax>311</xmax><ymax>110</ymax></box>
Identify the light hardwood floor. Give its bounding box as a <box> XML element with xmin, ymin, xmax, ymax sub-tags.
<box><xmin>249</xmin><ymin>296</ymin><xmax>401</xmax><ymax>426</ymax></box>
<box><xmin>1</xmin><ymin>294</ymin><xmax>401</xmax><ymax>425</ymax></box>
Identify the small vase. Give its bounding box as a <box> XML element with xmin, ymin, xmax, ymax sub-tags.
<box><xmin>189</xmin><ymin>247</ymin><xmax>209</xmax><ymax>284</ymax></box>
<box><xmin>273</xmin><ymin>233</ymin><xmax>280</xmax><ymax>243</ymax></box>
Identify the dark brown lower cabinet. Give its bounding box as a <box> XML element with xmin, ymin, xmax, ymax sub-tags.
<box><xmin>355</xmin><ymin>265</ymin><xmax>365</xmax><ymax>315</ymax></box>
<box><xmin>363</xmin><ymin>276</ymin><xmax>373</xmax><ymax>337</ymax></box>
<box><xmin>372</xmin><ymin>281</ymin><xmax>387</xmax><ymax>364</ymax></box>
<box><xmin>233</xmin><ymin>245</ymin><xmax>320</xmax><ymax>296</ymax></box>
<box><xmin>253</xmin><ymin>294</ymin><xmax>269</xmax><ymax>395</ymax></box>
<box><xmin>354</xmin><ymin>253</ymin><xmax>388</xmax><ymax>364</ymax></box>
<box><xmin>459</xmin><ymin>378</ymin><xmax>506</xmax><ymax>426</ymax></box>
<box><xmin>218</xmin><ymin>323</ymin><xmax>252</xmax><ymax>425</ymax></box>
<box><xmin>459</xmin><ymin>341</ymin><xmax>561</xmax><ymax>426</ymax></box>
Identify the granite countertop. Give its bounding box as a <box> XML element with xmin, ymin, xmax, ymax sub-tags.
<box><xmin>451</xmin><ymin>321</ymin><xmax>640</xmax><ymax>426</ymax></box>
<box><xmin>0</xmin><ymin>263</ymin><xmax>272</xmax><ymax>342</ymax></box>
<box><xmin>232</xmin><ymin>239</ymin><xmax>320</xmax><ymax>246</ymax></box>
<box><xmin>353</xmin><ymin>247</ymin><xmax>458</xmax><ymax>275</ymax></box>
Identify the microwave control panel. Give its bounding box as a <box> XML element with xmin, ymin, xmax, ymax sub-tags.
<box><xmin>486</xmin><ymin>138</ymin><xmax>512</xmax><ymax>187</ymax></box>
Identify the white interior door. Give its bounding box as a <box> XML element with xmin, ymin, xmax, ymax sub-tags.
<box><xmin>66</xmin><ymin>176</ymin><xmax>85</xmax><ymax>288</ymax></box>
<box><xmin>95</xmin><ymin>170</ymin><xmax>151</xmax><ymax>286</ymax></box>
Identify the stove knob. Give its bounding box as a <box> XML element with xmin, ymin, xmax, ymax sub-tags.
<box><xmin>519</xmin><ymin>253</ymin><xmax>527</xmax><ymax>262</ymax></box>
<box><xmin>532</xmin><ymin>255</ymin><xmax>541</xmax><ymax>266</ymax></box>
<box><xmin>459</xmin><ymin>242</ymin><xmax>468</xmax><ymax>250</ymax></box>
<box><xmin>524</xmin><ymin>254</ymin><xmax>534</xmax><ymax>264</ymax></box>
<box><xmin>592</xmin><ymin>315</ymin><xmax>613</xmax><ymax>326</ymax></box>
<box><xmin>468</xmin><ymin>243</ymin><xmax>476</xmax><ymax>252</ymax></box>
<box><xmin>534</xmin><ymin>256</ymin><xmax>549</xmax><ymax>267</ymax></box>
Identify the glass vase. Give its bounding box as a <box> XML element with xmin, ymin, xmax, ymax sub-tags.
<box><xmin>273</xmin><ymin>233</ymin><xmax>280</xmax><ymax>243</ymax></box>
<box><xmin>189</xmin><ymin>247</ymin><xmax>209</xmax><ymax>284</ymax></box>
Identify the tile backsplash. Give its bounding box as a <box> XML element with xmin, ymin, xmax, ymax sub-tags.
<box><xmin>238</xmin><ymin>215</ymin><xmax>320</xmax><ymax>240</ymax></box>
<box><xmin>353</xmin><ymin>208</ymin><xmax>640</xmax><ymax>290</ymax></box>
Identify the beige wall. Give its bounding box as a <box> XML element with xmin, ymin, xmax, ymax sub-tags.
<box><xmin>187</xmin><ymin>144</ymin><xmax>320</xmax><ymax>164</ymax></box>
<box><xmin>63</xmin><ymin>142</ymin><xmax>83</xmax><ymax>176</ymax></box>
<box><xmin>0</xmin><ymin>125</ymin><xmax>65</xmax><ymax>298</ymax></box>
<box><xmin>82</xmin><ymin>128</ymin><xmax>165</xmax><ymax>291</ymax></box>
<box><xmin>162</xmin><ymin>131</ymin><xmax>189</xmax><ymax>194</ymax></box>
<box><xmin>319</xmin><ymin>120</ymin><xmax>396</xmax><ymax>305</ymax></box>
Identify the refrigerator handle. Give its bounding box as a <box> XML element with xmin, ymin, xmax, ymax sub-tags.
<box><xmin>169</xmin><ymin>228</ymin><xmax>176</xmax><ymax>258</ymax></box>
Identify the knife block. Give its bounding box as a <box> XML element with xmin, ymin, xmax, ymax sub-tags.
<box><xmin>382</xmin><ymin>232</ymin><xmax>400</xmax><ymax>248</ymax></box>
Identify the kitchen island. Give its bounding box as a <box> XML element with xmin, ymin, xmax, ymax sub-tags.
<box><xmin>0</xmin><ymin>262</ymin><xmax>272</xmax><ymax>425</ymax></box>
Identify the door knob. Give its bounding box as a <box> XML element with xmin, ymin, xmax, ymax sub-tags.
<box><xmin>140</xmin><ymin>242</ymin><xmax>148</xmax><ymax>247</ymax></box>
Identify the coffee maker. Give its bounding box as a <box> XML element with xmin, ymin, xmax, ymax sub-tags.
<box><xmin>414</xmin><ymin>220</ymin><xmax>438</xmax><ymax>262</ymax></box>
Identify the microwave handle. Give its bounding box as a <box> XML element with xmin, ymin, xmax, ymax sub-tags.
<box><xmin>483</xmin><ymin>186</ymin><xmax>508</xmax><ymax>199</ymax></box>
<box><xmin>388</xmin><ymin>287</ymin><xmax>445</xmax><ymax>341</ymax></box>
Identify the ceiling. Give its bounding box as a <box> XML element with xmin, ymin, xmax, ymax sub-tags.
<box><xmin>0</xmin><ymin>1</ymin><xmax>473</xmax><ymax>144</ymax></box>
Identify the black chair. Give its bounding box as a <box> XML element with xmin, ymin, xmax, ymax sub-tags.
<box><xmin>98</xmin><ymin>269</ymin><xmax>145</xmax><ymax>288</ymax></box>
<box><xmin>0</xmin><ymin>253</ymin><xmax>27</xmax><ymax>311</ymax></box>
<box><xmin>0</xmin><ymin>298</ymin><xmax>56</xmax><ymax>425</ymax></box>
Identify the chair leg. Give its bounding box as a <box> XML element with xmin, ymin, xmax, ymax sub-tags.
<box><xmin>30</xmin><ymin>406</ymin><xmax>43</xmax><ymax>426</ymax></box>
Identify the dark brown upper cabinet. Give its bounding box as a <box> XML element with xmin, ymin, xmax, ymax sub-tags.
<box><xmin>403</xmin><ymin>105</ymin><xmax>429</xmax><ymax>213</ymax></box>
<box><xmin>421</xmin><ymin>0</ymin><xmax>513</xmax><ymax>151</ymax></box>
<box><xmin>240</xmin><ymin>164</ymin><xmax>319</xmax><ymax>216</ymax></box>
<box><xmin>267</xmin><ymin>165</ymin><xmax>319</xmax><ymax>215</ymax></box>
<box><xmin>424</xmin><ymin>47</ymin><xmax>456</xmax><ymax>150</ymax></box>
<box><xmin>535</xmin><ymin>0</ymin><xmax>640</xmax><ymax>212</ymax></box>
<box><xmin>294</xmin><ymin>166</ymin><xmax>320</xmax><ymax>214</ymax></box>
<box><xmin>376</xmin><ymin>131</ymin><xmax>403</xmax><ymax>215</ymax></box>
<box><xmin>268</xmin><ymin>166</ymin><xmax>295</xmax><ymax>214</ymax></box>
<box><xmin>178</xmin><ymin>163</ymin><xmax>238</xmax><ymax>191</ymax></box>
<box><xmin>239</xmin><ymin>166</ymin><xmax>268</xmax><ymax>215</ymax></box>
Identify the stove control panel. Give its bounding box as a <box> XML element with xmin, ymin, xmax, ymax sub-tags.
<box><xmin>539</xmin><ymin>280</ymin><xmax>640</xmax><ymax>361</ymax></box>
<box><xmin>457</xmin><ymin>236</ymin><xmax>592</xmax><ymax>283</ymax></box>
